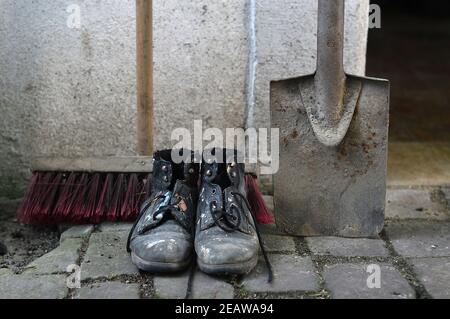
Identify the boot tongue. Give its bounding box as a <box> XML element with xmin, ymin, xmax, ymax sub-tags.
<box><xmin>152</xmin><ymin>158</ymin><xmax>173</xmax><ymax>192</ymax></box>
<box><xmin>183</xmin><ymin>162</ymin><xmax>199</xmax><ymax>186</ymax></box>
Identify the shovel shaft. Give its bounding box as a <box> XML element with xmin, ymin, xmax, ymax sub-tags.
<box><xmin>317</xmin><ymin>0</ymin><xmax>345</xmax><ymax>79</ymax></box>
<box><xmin>316</xmin><ymin>0</ymin><xmax>346</xmax><ymax>126</ymax></box>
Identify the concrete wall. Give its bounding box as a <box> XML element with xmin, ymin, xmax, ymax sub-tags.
<box><xmin>0</xmin><ymin>0</ymin><xmax>137</xmax><ymax>198</ymax></box>
<box><xmin>0</xmin><ymin>0</ymin><xmax>369</xmax><ymax>198</ymax></box>
<box><xmin>154</xmin><ymin>0</ymin><xmax>249</xmax><ymax>148</ymax></box>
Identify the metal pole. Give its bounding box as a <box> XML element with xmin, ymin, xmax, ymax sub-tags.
<box><xmin>315</xmin><ymin>0</ymin><xmax>346</xmax><ymax>128</ymax></box>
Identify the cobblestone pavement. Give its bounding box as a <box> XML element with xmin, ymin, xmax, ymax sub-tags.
<box><xmin>1</xmin><ymin>187</ymin><xmax>449</xmax><ymax>299</ymax></box>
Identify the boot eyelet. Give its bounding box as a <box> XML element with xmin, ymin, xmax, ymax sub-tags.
<box><xmin>163</xmin><ymin>176</ymin><xmax>169</xmax><ymax>182</ymax></box>
<box><xmin>212</xmin><ymin>189</ymin><xmax>216</xmax><ymax>194</ymax></box>
<box><xmin>162</xmin><ymin>165</ymin><xmax>168</xmax><ymax>172</ymax></box>
<box><xmin>188</xmin><ymin>168</ymin><xmax>195</xmax><ymax>174</ymax></box>
<box><xmin>206</xmin><ymin>170</ymin><xmax>212</xmax><ymax>177</ymax></box>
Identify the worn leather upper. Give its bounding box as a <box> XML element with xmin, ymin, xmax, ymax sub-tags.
<box><xmin>128</xmin><ymin>150</ymin><xmax>199</xmax><ymax>265</ymax></box>
<box><xmin>195</xmin><ymin>149</ymin><xmax>259</xmax><ymax>267</ymax></box>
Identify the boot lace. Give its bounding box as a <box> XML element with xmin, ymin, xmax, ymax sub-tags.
<box><xmin>210</xmin><ymin>191</ymin><xmax>274</xmax><ymax>283</ymax></box>
<box><xmin>126</xmin><ymin>193</ymin><xmax>189</xmax><ymax>252</ymax></box>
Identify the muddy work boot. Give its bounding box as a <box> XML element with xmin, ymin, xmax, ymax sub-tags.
<box><xmin>127</xmin><ymin>149</ymin><xmax>199</xmax><ymax>272</ymax></box>
<box><xmin>195</xmin><ymin>149</ymin><xmax>272</xmax><ymax>280</ymax></box>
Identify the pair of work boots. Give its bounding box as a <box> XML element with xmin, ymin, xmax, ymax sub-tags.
<box><xmin>127</xmin><ymin>149</ymin><xmax>271</xmax><ymax>278</ymax></box>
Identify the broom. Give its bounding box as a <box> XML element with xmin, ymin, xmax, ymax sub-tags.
<box><xmin>16</xmin><ymin>0</ymin><xmax>274</xmax><ymax>225</ymax></box>
<box><xmin>16</xmin><ymin>158</ymin><xmax>153</xmax><ymax>225</ymax></box>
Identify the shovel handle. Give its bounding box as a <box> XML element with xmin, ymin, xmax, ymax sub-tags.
<box><xmin>314</xmin><ymin>0</ymin><xmax>347</xmax><ymax>134</ymax></box>
<box><xmin>317</xmin><ymin>0</ymin><xmax>345</xmax><ymax>80</ymax></box>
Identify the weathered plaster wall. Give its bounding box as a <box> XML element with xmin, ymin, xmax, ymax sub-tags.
<box><xmin>0</xmin><ymin>0</ymin><xmax>369</xmax><ymax>198</ymax></box>
<box><xmin>153</xmin><ymin>0</ymin><xmax>248</xmax><ymax>148</ymax></box>
<box><xmin>0</xmin><ymin>0</ymin><xmax>137</xmax><ymax>198</ymax></box>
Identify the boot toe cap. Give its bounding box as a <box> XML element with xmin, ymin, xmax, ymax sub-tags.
<box><xmin>131</xmin><ymin>232</ymin><xmax>192</xmax><ymax>264</ymax></box>
<box><xmin>196</xmin><ymin>236</ymin><xmax>259</xmax><ymax>266</ymax></box>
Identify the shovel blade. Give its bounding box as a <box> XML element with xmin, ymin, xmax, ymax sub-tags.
<box><xmin>270</xmin><ymin>74</ymin><xmax>389</xmax><ymax>237</ymax></box>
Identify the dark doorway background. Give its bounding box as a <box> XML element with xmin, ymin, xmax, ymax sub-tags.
<box><xmin>367</xmin><ymin>0</ymin><xmax>450</xmax><ymax>185</ymax></box>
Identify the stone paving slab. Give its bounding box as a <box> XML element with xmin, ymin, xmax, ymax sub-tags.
<box><xmin>2</xmin><ymin>214</ymin><xmax>449</xmax><ymax>299</ymax></box>
<box><xmin>0</xmin><ymin>198</ymin><xmax>21</xmax><ymax>216</ymax></box>
<box><xmin>0</xmin><ymin>268</ymin><xmax>13</xmax><ymax>277</ymax></box>
<box><xmin>263</xmin><ymin>195</ymin><xmax>274</xmax><ymax>212</ymax></box>
<box><xmin>242</xmin><ymin>255</ymin><xmax>319</xmax><ymax>293</ymax></box>
<box><xmin>191</xmin><ymin>272</ymin><xmax>235</xmax><ymax>299</ymax></box>
<box><xmin>23</xmin><ymin>238</ymin><xmax>83</xmax><ymax>275</ymax></box>
<box><xmin>324</xmin><ymin>263</ymin><xmax>415</xmax><ymax>299</ymax></box>
<box><xmin>257</xmin><ymin>224</ymin><xmax>283</xmax><ymax>236</ymax></box>
<box><xmin>261</xmin><ymin>235</ymin><xmax>296</xmax><ymax>253</ymax></box>
<box><xmin>410</xmin><ymin>257</ymin><xmax>450</xmax><ymax>299</ymax></box>
<box><xmin>154</xmin><ymin>271</ymin><xmax>190</xmax><ymax>299</ymax></box>
<box><xmin>81</xmin><ymin>231</ymin><xmax>138</xmax><ymax>280</ymax></box>
<box><xmin>74</xmin><ymin>281</ymin><xmax>140</xmax><ymax>299</ymax></box>
<box><xmin>99</xmin><ymin>222</ymin><xmax>133</xmax><ymax>233</ymax></box>
<box><xmin>441</xmin><ymin>187</ymin><xmax>450</xmax><ymax>208</ymax></box>
<box><xmin>385</xmin><ymin>221</ymin><xmax>450</xmax><ymax>257</ymax></box>
<box><xmin>386</xmin><ymin>189</ymin><xmax>447</xmax><ymax>220</ymax></box>
<box><xmin>0</xmin><ymin>274</ymin><xmax>68</xmax><ymax>299</ymax></box>
<box><xmin>60</xmin><ymin>225</ymin><xmax>94</xmax><ymax>242</ymax></box>
<box><xmin>307</xmin><ymin>237</ymin><xmax>389</xmax><ymax>257</ymax></box>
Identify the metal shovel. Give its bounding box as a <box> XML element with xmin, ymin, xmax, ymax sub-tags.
<box><xmin>270</xmin><ymin>0</ymin><xmax>389</xmax><ymax>237</ymax></box>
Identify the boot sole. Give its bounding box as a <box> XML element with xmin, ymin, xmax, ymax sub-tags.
<box><xmin>197</xmin><ymin>255</ymin><xmax>258</xmax><ymax>276</ymax></box>
<box><xmin>131</xmin><ymin>252</ymin><xmax>192</xmax><ymax>273</ymax></box>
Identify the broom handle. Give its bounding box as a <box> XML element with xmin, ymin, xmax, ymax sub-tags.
<box><xmin>136</xmin><ymin>0</ymin><xmax>154</xmax><ymax>156</ymax></box>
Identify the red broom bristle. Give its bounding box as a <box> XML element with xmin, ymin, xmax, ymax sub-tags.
<box><xmin>132</xmin><ymin>174</ymin><xmax>146</xmax><ymax>219</ymax></box>
<box><xmin>60</xmin><ymin>173</ymin><xmax>89</xmax><ymax>220</ymax></box>
<box><xmin>76</xmin><ymin>173</ymin><xmax>101</xmax><ymax>223</ymax></box>
<box><xmin>107</xmin><ymin>173</ymin><xmax>126</xmax><ymax>221</ymax></box>
<box><xmin>25</xmin><ymin>173</ymin><xmax>51</xmax><ymax>216</ymax></box>
<box><xmin>72</xmin><ymin>175</ymin><xmax>90</xmax><ymax>221</ymax></box>
<box><xmin>120</xmin><ymin>173</ymin><xmax>139</xmax><ymax>221</ymax></box>
<box><xmin>94</xmin><ymin>173</ymin><xmax>114</xmax><ymax>224</ymax></box>
<box><xmin>53</xmin><ymin>172</ymin><xmax>78</xmax><ymax>222</ymax></box>
<box><xmin>28</xmin><ymin>172</ymin><xmax>59</xmax><ymax>224</ymax></box>
<box><xmin>19</xmin><ymin>171</ymin><xmax>153</xmax><ymax>225</ymax></box>
<box><xmin>245</xmin><ymin>174</ymin><xmax>275</xmax><ymax>224</ymax></box>
<box><xmin>17</xmin><ymin>172</ymin><xmax>41</xmax><ymax>223</ymax></box>
<box><xmin>37</xmin><ymin>172</ymin><xmax>63</xmax><ymax>224</ymax></box>
<box><xmin>130</xmin><ymin>174</ymin><xmax>152</xmax><ymax>219</ymax></box>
